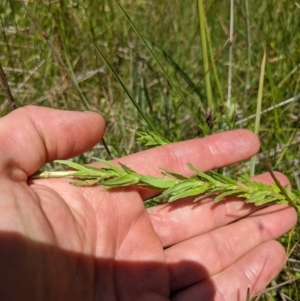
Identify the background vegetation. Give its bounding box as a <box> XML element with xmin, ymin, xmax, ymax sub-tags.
<box><xmin>0</xmin><ymin>0</ymin><xmax>299</xmax><ymax>299</ymax></box>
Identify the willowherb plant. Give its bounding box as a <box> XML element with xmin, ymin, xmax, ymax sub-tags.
<box><xmin>30</xmin><ymin>130</ymin><xmax>300</xmax><ymax>210</ymax></box>
<box><xmin>31</xmin><ymin>157</ymin><xmax>300</xmax><ymax>210</ymax></box>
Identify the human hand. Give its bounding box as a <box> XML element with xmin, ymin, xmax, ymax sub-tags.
<box><xmin>0</xmin><ymin>106</ymin><xmax>296</xmax><ymax>301</ymax></box>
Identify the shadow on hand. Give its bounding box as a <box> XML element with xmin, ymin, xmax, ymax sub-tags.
<box><xmin>0</xmin><ymin>232</ymin><xmax>215</xmax><ymax>301</ymax></box>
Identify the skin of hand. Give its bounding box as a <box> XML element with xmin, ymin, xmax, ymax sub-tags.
<box><xmin>0</xmin><ymin>106</ymin><xmax>297</xmax><ymax>301</ymax></box>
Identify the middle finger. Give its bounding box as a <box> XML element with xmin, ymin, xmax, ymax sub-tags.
<box><xmin>164</xmin><ymin>203</ymin><xmax>296</xmax><ymax>292</ymax></box>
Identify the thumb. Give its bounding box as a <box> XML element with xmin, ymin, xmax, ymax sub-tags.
<box><xmin>0</xmin><ymin>105</ymin><xmax>105</xmax><ymax>176</ymax></box>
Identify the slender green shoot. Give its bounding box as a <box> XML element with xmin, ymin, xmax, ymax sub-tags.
<box><xmin>243</xmin><ymin>0</ymin><xmax>251</xmax><ymax>105</ymax></box>
<box><xmin>275</xmin><ymin>129</ymin><xmax>297</xmax><ymax>169</ymax></box>
<box><xmin>204</xmin><ymin>17</ymin><xmax>224</xmax><ymax>105</ymax></box>
<box><xmin>92</xmin><ymin>41</ymin><xmax>157</xmax><ymax>133</ymax></box>
<box><xmin>114</xmin><ymin>0</ymin><xmax>197</xmax><ymax>117</ymax></box>
<box><xmin>197</xmin><ymin>0</ymin><xmax>213</xmax><ymax>109</ymax></box>
<box><xmin>31</xmin><ymin>158</ymin><xmax>300</xmax><ymax>211</ymax></box>
<box><xmin>20</xmin><ymin>0</ymin><xmax>91</xmax><ymax>110</ymax></box>
<box><xmin>146</xmin><ymin>41</ymin><xmax>203</xmax><ymax>100</ymax></box>
<box><xmin>250</xmin><ymin>45</ymin><xmax>266</xmax><ymax>177</ymax></box>
<box><xmin>0</xmin><ymin>63</ymin><xmax>17</xmax><ymax>110</ymax></box>
<box><xmin>226</xmin><ymin>0</ymin><xmax>234</xmax><ymax>111</ymax></box>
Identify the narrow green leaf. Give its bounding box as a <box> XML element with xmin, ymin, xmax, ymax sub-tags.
<box><xmin>214</xmin><ymin>191</ymin><xmax>238</xmax><ymax>203</ymax></box>
<box><xmin>269</xmin><ymin>183</ymin><xmax>281</xmax><ymax>193</ymax></box>
<box><xmin>210</xmin><ymin>172</ymin><xmax>238</xmax><ymax>185</ymax></box>
<box><xmin>100</xmin><ymin>174</ymin><xmax>139</xmax><ymax>188</ymax></box>
<box><xmin>160</xmin><ymin>179</ymin><xmax>200</xmax><ymax>197</ymax></box>
<box><xmin>139</xmin><ymin>175</ymin><xmax>177</xmax><ymax>189</ymax></box>
<box><xmin>114</xmin><ymin>0</ymin><xmax>195</xmax><ymax>118</ymax></box>
<box><xmin>92</xmin><ymin>158</ymin><xmax>125</xmax><ymax>175</ymax></box>
<box><xmin>193</xmin><ymin>191</ymin><xmax>218</xmax><ymax>202</ymax></box>
<box><xmin>168</xmin><ymin>185</ymin><xmax>211</xmax><ymax>202</ymax></box>
<box><xmin>188</xmin><ymin>164</ymin><xmax>220</xmax><ymax>186</ymax></box>
<box><xmin>250</xmin><ymin>44</ymin><xmax>266</xmax><ymax>177</ymax></box>
<box><xmin>285</xmin><ymin>188</ymin><xmax>299</xmax><ymax>203</ymax></box>
<box><xmin>249</xmin><ymin>190</ymin><xmax>271</xmax><ymax>199</ymax></box>
<box><xmin>119</xmin><ymin>163</ymin><xmax>138</xmax><ymax>175</ymax></box>
<box><xmin>264</xmin><ymin>159</ymin><xmax>296</xmax><ymax>205</ymax></box>
<box><xmin>146</xmin><ymin>41</ymin><xmax>203</xmax><ymax>99</ymax></box>
<box><xmin>246</xmin><ymin>196</ymin><xmax>282</xmax><ymax>206</ymax></box>
<box><xmin>245</xmin><ymin>195</ymin><xmax>269</xmax><ymax>204</ymax></box>
<box><xmin>197</xmin><ymin>0</ymin><xmax>213</xmax><ymax>109</ymax></box>
<box><xmin>54</xmin><ymin>160</ymin><xmax>89</xmax><ymax>171</ymax></box>
<box><xmin>92</xmin><ymin>42</ymin><xmax>157</xmax><ymax>132</ymax></box>
<box><xmin>237</xmin><ymin>173</ymin><xmax>251</xmax><ymax>182</ymax></box>
<box><xmin>161</xmin><ymin>168</ymin><xmax>190</xmax><ymax>180</ymax></box>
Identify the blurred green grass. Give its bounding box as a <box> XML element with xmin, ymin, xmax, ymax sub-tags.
<box><xmin>0</xmin><ymin>0</ymin><xmax>300</xmax><ymax>299</ymax></box>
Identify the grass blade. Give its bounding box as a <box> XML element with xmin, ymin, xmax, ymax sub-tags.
<box><xmin>114</xmin><ymin>0</ymin><xmax>199</xmax><ymax>119</ymax></box>
<box><xmin>197</xmin><ymin>0</ymin><xmax>213</xmax><ymax>109</ymax></box>
<box><xmin>226</xmin><ymin>0</ymin><xmax>234</xmax><ymax>111</ymax></box>
<box><xmin>91</xmin><ymin>41</ymin><xmax>157</xmax><ymax>133</ymax></box>
<box><xmin>250</xmin><ymin>44</ymin><xmax>266</xmax><ymax>177</ymax></box>
<box><xmin>20</xmin><ymin>0</ymin><xmax>91</xmax><ymax>111</ymax></box>
<box><xmin>146</xmin><ymin>41</ymin><xmax>203</xmax><ymax>99</ymax></box>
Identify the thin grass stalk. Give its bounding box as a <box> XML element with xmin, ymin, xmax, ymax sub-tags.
<box><xmin>197</xmin><ymin>0</ymin><xmax>213</xmax><ymax>109</ymax></box>
<box><xmin>265</xmin><ymin>55</ymin><xmax>280</xmax><ymax>129</ymax></box>
<box><xmin>20</xmin><ymin>1</ymin><xmax>114</xmax><ymax>158</ymax></box>
<box><xmin>204</xmin><ymin>16</ymin><xmax>224</xmax><ymax>105</ymax></box>
<box><xmin>0</xmin><ymin>15</ymin><xmax>15</xmax><ymax>73</ymax></box>
<box><xmin>278</xmin><ymin>62</ymin><xmax>300</xmax><ymax>88</ymax></box>
<box><xmin>235</xmin><ymin>92</ymin><xmax>300</xmax><ymax>125</ymax></box>
<box><xmin>0</xmin><ymin>63</ymin><xmax>17</xmax><ymax>110</ymax></box>
<box><xmin>259</xmin><ymin>278</ymin><xmax>300</xmax><ymax>294</ymax></box>
<box><xmin>147</xmin><ymin>41</ymin><xmax>203</xmax><ymax>100</ymax></box>
<box><xmin>275</xmin><ymin>129</ymin><xmax>298</xmax><ymax>169</ymax></box>
<box><xmin>92</xmin><ymin>42</ymin><xmax>157</xmax><ymax>133</ymax></box>
<box><xmin>243</xmin><ymin>0</ymin><xmax>251</xmax><ymax>107</ymax></box>
<box><xmin>227</xmin><ymin>0</ymin><xmax>234</xmax><ymax>111</ymax></box>
<box><xmin>114</xmin><ymin>0</ymin><xmax>194</xmax><ymax>115</ymax></box>
<box><xmin>286</xmin><ymin>233</ymin><xmax>298</xmax><ymax>265</ymax></box>
<box><xmin>20</xmin><ymin>1</ymin><xmax>91</xmax><ymax>111</ymax></box>
<box><xmin>250</xmin><ymin>45</ymin><xmax>266</xmax><ymax>177</ymax></box>
<box><xmin>293</xmin><ymin>170</ymin><xmax>300</xmax><ymax>191</ymax></box>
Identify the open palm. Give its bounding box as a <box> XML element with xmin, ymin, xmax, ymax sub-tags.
<box><xmin>0</xmin><ymin>106</ymin><xmax>296</xmax><ymax>301</ymax></box>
